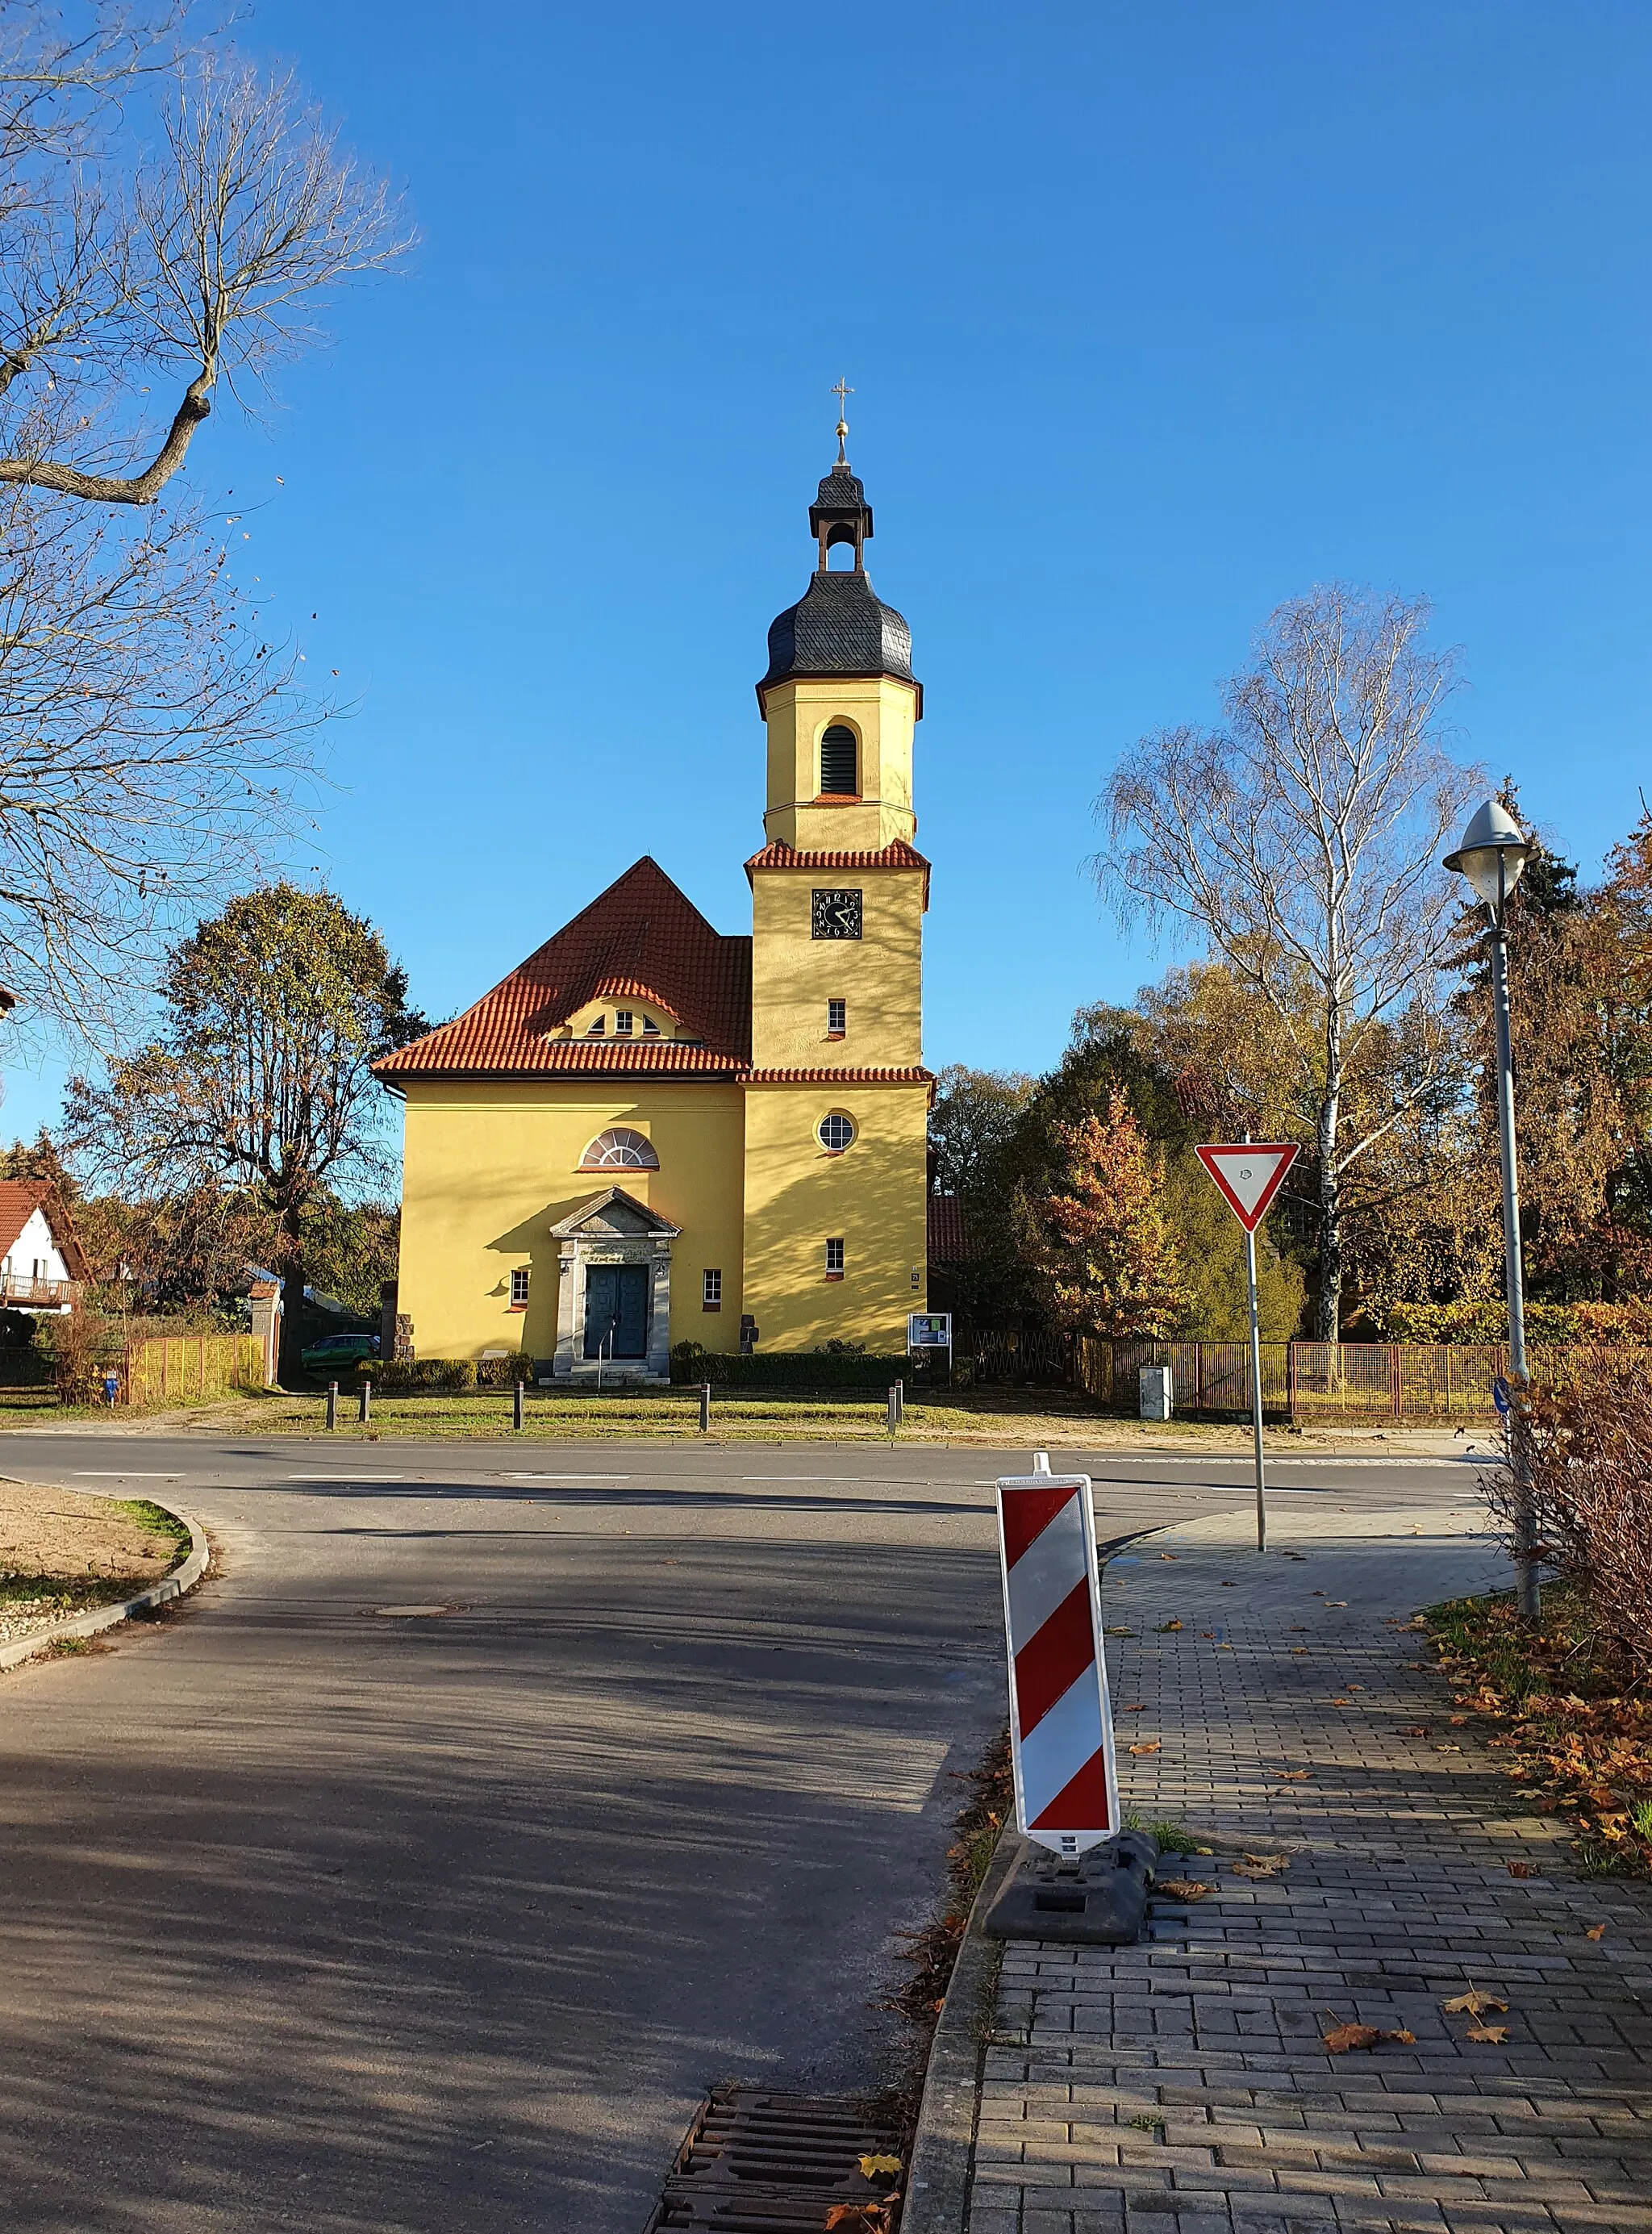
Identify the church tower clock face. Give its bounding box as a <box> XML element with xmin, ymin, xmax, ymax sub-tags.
<box><xmin>811</xmin><ymin>887</ymin><xmax>862</xmax><ymax>940</ymax></box>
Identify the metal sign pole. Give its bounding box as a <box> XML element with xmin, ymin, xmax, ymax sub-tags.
<box><xmin>1245</xmin><ymin>1221</ymin><xmax>1266</xmax><ymax>1553</ymax></box>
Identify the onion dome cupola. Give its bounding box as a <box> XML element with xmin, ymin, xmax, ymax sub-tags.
<box><xmin>758</xmin><ymin>445</ymin><xmax>918</xmax><ymax>710</ymax></box>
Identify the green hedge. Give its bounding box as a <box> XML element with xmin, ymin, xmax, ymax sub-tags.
<box><xmin>357</xmin><ymin>1354</ymin><xmax>535</xmax><ymax>1393</ymax></box>
<box><xmin>670</xmin><ymin>1343</ymin><xmax>914</xmax><ymax>1389</ymax></box>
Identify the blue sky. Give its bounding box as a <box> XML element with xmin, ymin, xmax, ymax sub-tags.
<box><xmin>9</xmin><ymin>0</ymin><xmax>1652</xmax><ymax>1143</ymax></box>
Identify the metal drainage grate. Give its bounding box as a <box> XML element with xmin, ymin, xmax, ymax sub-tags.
<box><xmin>643</xmin><ymin>2084</ymin><xmax>902</xmax><ymax>2231</ymax></box>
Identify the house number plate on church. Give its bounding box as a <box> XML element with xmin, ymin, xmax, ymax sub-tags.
<box><xmin>811</xmin><ymin>887</ymin><xmax>861</xmax><ymax>939</ymax></box>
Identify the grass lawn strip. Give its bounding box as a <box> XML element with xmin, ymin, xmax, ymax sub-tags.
<box><xmin>1424</xmin><ymin>1576</ymin><xmax>1652</xmax><ymax>1875</ymax></box>
<box><xmin>0</xmin><ymin>1483</ymin><xmax>190</xmax><ymax>1649</ymax></box>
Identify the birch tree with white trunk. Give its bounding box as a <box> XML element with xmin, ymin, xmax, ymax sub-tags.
<box><xmin>1094</xmin><ymin>584</ymin><xmax>1479</xmax><ymax>1341</ymax></box>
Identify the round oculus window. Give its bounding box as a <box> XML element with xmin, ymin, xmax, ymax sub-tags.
<box><xmin>818</xmin><ymin>1113</ymin><xmax>855</xmax><ymax>1154</ymax></box>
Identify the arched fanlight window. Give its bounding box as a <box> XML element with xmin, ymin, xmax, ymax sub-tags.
<box><xmin>820</xmin><ymin>724</ymin><xmax>858</xmax><ymax>797</ymax></box>
<box><xmin>579</xmin><ymin>1128</ymin><xmax>660</xmax><ymax>1171</ymax></box>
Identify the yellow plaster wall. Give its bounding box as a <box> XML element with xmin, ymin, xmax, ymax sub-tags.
<box><xmin>749</xmin><ymin>867</ymin><xmax>924</xmax><ymax>1070</ymax></box>
<box><xmin>395</xmin><ymin>1081</ymin><xmax>746</xmax><ymax>1359</ymax></box>
<box><xmin>740</xmin><ymin>1084</ymin><xmax>929</xmax><ymax>1351</ymax></box>
<box><xmin>761</xmin><ymin>675</ymin><xmax>919</xmax><ymax>850</ymax></box>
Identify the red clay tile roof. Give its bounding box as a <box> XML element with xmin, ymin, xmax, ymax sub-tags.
<box><xmin>743</xmin><ymin>1066</ymin><xmax>935</xmax><ymax>1085</ymax></box>
<box><xmin>744</xmin><ymin>837</ymin><xmax>931</xmax><ymax>901</ymax></box>
<box><xmin>0</xmin><ymin>1181</ymin><xmax>87</xmax><ymax>1279</ymax></box>
<box><xmin>928</xmin><ymin>1192</ymin><xmax>971</xmax><ymax>1265</ymax></box>
<box><xmin>376</xmin><ymin>858</ymin><xmax>752</xmax><ymax>1079</ymax></box>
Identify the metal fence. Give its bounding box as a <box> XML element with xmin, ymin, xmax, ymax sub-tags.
<box><xmin>966</xmin><ymin>1330</ymin><xmax>1525</xmax><ymax>1423</ymax></box>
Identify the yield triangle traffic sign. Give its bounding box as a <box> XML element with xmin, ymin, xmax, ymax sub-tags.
<box><xmin>1195</xmin><ymin>1142</ymin><xmax>1299</xmax><ymax>1233</ymax></box>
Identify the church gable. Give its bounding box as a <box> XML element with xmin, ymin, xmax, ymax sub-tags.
<box><xmin>376</xmin><ymin>857</ymin><xmax>751</xmax><ymax>1080</ymax></box>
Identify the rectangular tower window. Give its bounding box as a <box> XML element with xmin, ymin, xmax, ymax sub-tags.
<box><xmin>613</xmin><ymin>1010</ymin><xmax>634</xmax><ymax>1036</ymax></box>
<box><xmin>510</xmin><ymin>1267</ymin><xmax>530</xmax><ymax>1308</ymax></box>
<box><xmin>703</xmin><ymin>1268</ymin><xmax>722</xmax><ymax>1310</ymax></box>
<box><xmin>826</xmin><ymin>998</ymin><xmax>846</xmax><ymax>1038</ymax></box>
<box><xmin>824</xmin><ymin>1238</ymin><xmax>845</xmax><ymax>1280</ymax></box>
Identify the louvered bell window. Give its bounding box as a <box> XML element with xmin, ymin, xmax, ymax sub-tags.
<box><xmin>820</xmin><ymin>725</ymin><xmax>857</xmax><ymax>796</ymax></box>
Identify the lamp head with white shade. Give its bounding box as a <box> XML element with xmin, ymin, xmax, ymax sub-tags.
<box><xmin>1444</xmin><ymin>799</ymin><xmax>1529</xmax><ymax>918</ymax></box>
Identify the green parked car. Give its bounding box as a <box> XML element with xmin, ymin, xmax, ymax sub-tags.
<box><xmin>300</xmin><ymin>1331</ymin><xmax>381</xmax><ymax>1374</ymax></box>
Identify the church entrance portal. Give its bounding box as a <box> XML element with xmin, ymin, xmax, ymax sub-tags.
<box><xmin>583</xmin><ymin>1263</ymin><xmax>649</xmax><ymax>1359</ymax></box>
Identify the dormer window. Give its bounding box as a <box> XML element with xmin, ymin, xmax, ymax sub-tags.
<box><xmin>586</xmin><ymin>1014</ymin><xmax>606</xmax><ymax>1036</ymax></box>
<box><xmin>642</xmin><ymin>1017</ymin><xmax>660</xmax><ymax>1037</ymax></box>
<box><xmin>614</xmin><ymin>1010</ymin><xmax>634</xmax><ymax>1036</ymax></box>
<box><xmin>820</xmin><ymin>725</ymin><xmax>857</xmax><ymax>797</ymax></box>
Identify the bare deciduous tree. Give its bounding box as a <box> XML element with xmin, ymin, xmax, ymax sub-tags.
<box><xmin>0</xmin><ymin>16</ymin><xmax>409</xmax><ymax>505</ymax></box>
<box><xmin>1094</xmin><ymin>585</ymin><xmax>1479</xmax><ymax>1340</ymax></box>
<box><xmin>0</xmin><ymin>5</ymin><xmax>411</xmax><ymax>1034</ymax></box>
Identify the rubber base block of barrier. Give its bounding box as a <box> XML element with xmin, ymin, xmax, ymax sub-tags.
<box><xmin>981</xmin><ymin>1830</ymin><xmax>1158</xmax><ymax>1944</ymax></box>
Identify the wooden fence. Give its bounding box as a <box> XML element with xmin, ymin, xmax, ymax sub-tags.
<box><xmin>967</xmin><ymin>1330</ymin><xmax>1521</xmax><ymax>1424</ymax></box>
<box><xmin>123</xmin><ymin>1332</ymin><xmax>267</xmax><ymax>1408</ymax></box>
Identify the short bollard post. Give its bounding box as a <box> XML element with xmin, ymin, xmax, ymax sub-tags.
<box><xmin>327</xmin><ymin>1380</ymin><xmax>338</xmax><ymax>1430</ymax></box>
<box><xmin>513</xmin><ymin>1376</ymin><xmax>524</xmax><ymax>1431</ymax></box>
<box><xmin>887</xmin><ymin>1384</ymin><xmax>899</xmax><ymax>1436</ymax></box>
<box><xmin>358</xmin><ymin>1377</ymin><xmax>370</xmax><ymax>1426</ymax></box>
<box><xmin>699</xmin><ymin>1380</ymin><xmax>711</xmax><ymax>1434</ymax></box>
<box><xmin>895</xmin><ymin>1376</ymin><xmax>905</xmax><ymax>1426</ymax></box>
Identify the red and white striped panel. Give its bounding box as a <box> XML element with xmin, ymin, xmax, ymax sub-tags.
<box><xmin>996</xmin><ymin>1474</ymin><xmax>1119</xmax><ymax>1856</ymax></box>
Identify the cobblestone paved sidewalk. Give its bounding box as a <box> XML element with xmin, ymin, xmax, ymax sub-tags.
<box><xmin>967</xmin><ymin>1488</ymin><xmax>1652</xmax><ymax>2234</ymax></box>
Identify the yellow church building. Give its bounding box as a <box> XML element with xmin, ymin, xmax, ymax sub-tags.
<box><xmin>377</xmin><ymin>446</ymin><xmax>934</xmax><ymax>1380</ymax></box>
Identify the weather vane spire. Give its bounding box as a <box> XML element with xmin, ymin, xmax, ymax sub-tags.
<box><xmin>831</xmin><ymin>376</ymin><xmax>853</xmax><ymax>465</ymax></box>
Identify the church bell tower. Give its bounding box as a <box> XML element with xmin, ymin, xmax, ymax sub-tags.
<box><xmin>739</xmin><ymin>407</ymin><xmax>932</xmax><ymax>1354</ymax></box>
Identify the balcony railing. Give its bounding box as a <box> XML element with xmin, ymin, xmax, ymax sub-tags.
<box><xmin>0</xmin><ymin>1273</ymin><xmax>78</xmax><ymax>1308</ymax></box>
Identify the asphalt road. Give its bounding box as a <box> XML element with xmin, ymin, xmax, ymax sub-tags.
<box><xmin>0</xmin><ymin>1431</ymin><xmax>1495</xmax><ymax>2232</ymax></box>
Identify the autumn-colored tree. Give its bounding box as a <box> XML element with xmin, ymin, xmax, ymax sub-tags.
<box><xmin>63</xmin><ymin>885</ymin><xmax>426</xmax><ymax>1373</ymax></box>
<box><xmin>1024</xmin><ymin>1095</ymin><xmax>1190</xmax><ymax>1338</ymax></box>
<box><xmin>1095</xmin><ymin>585</ymin><xmax>1479</xmax><ymax>1338</ymax></box>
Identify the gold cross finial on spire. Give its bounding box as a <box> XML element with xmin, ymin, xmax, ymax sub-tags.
<box><xmin>831</xmin><ymin>376</ymin><xmax>853</xmax><ymax>463</ymax></box>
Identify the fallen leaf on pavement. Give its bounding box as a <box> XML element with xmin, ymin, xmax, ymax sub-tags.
<box><xmin>1433</xmin><ymin>1743</ymin><xmax>1462</xmax><ymax>1752</ymax></box>
<box><xmin>1128</xmin><ymin>1740</ymin><xmax>1162</xmax><ymax>1755</ymax></box>
<box><xmin>1160</xmin><ymin>1553</ymin><xmax>1179</xmax><ymax>1561</ymax></box>
<box><xmin>1508</xmin><ymin>1862</ymin><xmax>1535</xmax><ymax>1877</ymax></box>
<box><xmin>1450</xmin><ymin>1714</ymin><xmax>1468</xmax><ymax>1726</ymax></box>
<box><xmin>1586</xmin><ymin>1923</ymin><xmax>1608</xmax><ymax>1940</ymax></box>
<box><xmin>1402</xmin><ymin>1726</ymin><xmax>1433</xmax><ymax>1737</ymax></box>
<box><xmin>1121</xmin><ymin>1702</ymin><xmax>1147</xmax><ymax>1711</ymax></box>
<box><xmin>1443</xmin><ymin>1989</ymin><xmax>1508</xmax><ymax>2015</ymax></box>
<box><xmin>1466</xmin><ymin>2023</ymin><xmax>1508</xmax><ymax>2044</ymax></box>
<box><xmin>1233</xmin><ymin>1854</ymin><xmax>1287</xmax><ymax>1877</ymax></box>
<box><xmin>1326</xmin><ymin>1601</ymin><xmax>1348</xmax><ymax>1608</ymax></box>
<box><xmin>1275</xmin><ymin>1769</ymin><xmax>1311</xmax><ymax>1781</ymax></box>
<box><xmin>858</xmin><ymin>2154</ymin><xmax>903</xmax><ymax>2178</ymax></box>
<box><xmin>1158</xmin><ymin>1878</ymin><xmax>1212</xmax><ymax>1899</ymax></box>
<box><xmin>1322</xmin><ymin>2021</ymin><xmax>1416</xmax><ymax>2052</ymax></box>
<box><xmin>1158</xmin><ymin>1619</ymin><xmax>1183</xmax><ymax>1632</ymax></box>
<box><xmin>1104</xmin><ymin>1626</ymin><xmax>1136</xmax><ymax>1637</ymax></box>
<box><xmin>1221</xmin><ymin>1580</ymin><xmax>1237</xmax><ymax>1586</ymax></box>
<box><xmin>1291</xmin><ymin>1647</ymin><xmax>1310</xmax><ymax>1656</ymax></box>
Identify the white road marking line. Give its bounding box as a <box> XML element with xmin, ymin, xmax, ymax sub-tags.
<box><xmin>76</xmin><ymin>1471</ymin><xmax>180</xmax><ymax>1479</ymax></box>
<box><xmin>508</xmin><ymin>1473</ymin><xmax>629</xmax><ymax>1482</ymax></box>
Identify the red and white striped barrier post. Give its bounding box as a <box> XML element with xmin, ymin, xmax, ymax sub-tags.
<box><xmin>996</xmin><ymin>1465</ymin><xmax>1120</xmax><ymax>1858</ymax></box>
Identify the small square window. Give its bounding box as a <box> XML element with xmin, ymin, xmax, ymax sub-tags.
<box><xmin>614</xmin><ymin>1010</ymin><xmax>634</xmax><ymax>1036</ymax></box>
<box><xmin>824</xmin><ymin>1237</ymin><xmax>845</xmax><ymax>1277</ymax></box>
<box><xmin>510</xmin><ymin>1267</ymin><xmax>530</xmax><ymax>1308</ymax></box>
<box><xmin>703</xmin><ymin>1268</ymin><xmax>722</xmax><ymax>1309</ymax></box>
<box><xmin>827</xmin><ymin>998</ymin><xmax>845</xmax><ymax>1037</ymax></box>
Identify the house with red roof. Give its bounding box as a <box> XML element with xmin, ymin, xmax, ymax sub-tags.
<box><xmin>0</xmin><ymin>1181</ymin><xmax>86</xmax><ymax>1313</ymax></box>
<box><xmin>376</xmin><ymin>446</ymin><xmax>934</xmax><ymax>1380</ymax></box>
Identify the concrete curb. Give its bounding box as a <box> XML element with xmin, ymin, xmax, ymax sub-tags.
<box><xmin>0</xmin><ymin>1493</ymin><xmax>211</xmax><ymax>1672</ymax></box>
<box><xmin>901</xmin><ymin>1826</ymin><xmax>1025</xmax><ymax>2234</ymax></box>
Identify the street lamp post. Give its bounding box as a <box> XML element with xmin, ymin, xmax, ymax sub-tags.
<box><xmin>1444</xmin><ymin>799</ymin><xmax>1538</xmax><ymax>1617</ymax></box>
